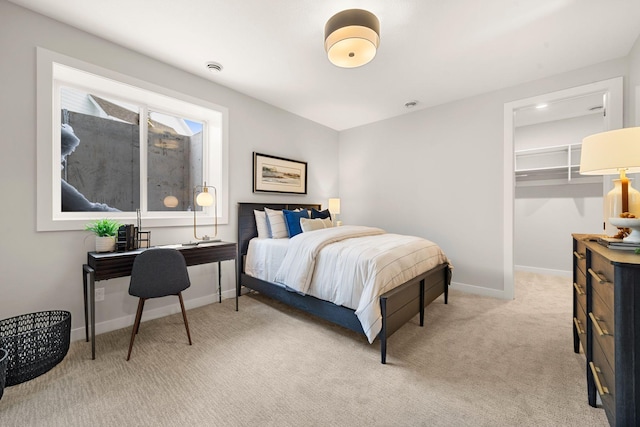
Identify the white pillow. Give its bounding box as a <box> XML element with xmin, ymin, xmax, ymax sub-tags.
<box><xmin>264</xmin><ymin>207</ymin><xmax>288</xmax><ymax>238</ymax></box>
<box><xmin>300</xmin><ymin>217</ymin><xmax>332</xmax><ymax>232</ymax></box>
<box><xmin>254</xmin><ymin>210</ymin><xmax>269</xmax><ymax>238</ymax></box>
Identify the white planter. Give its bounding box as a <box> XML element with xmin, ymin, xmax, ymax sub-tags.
<box><xmin>95</xmin><ymin>236</ymin><xmax>116</xmax><ymax>253</ymax></box>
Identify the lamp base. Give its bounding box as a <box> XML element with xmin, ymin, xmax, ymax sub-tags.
<box><xmin>624</xmin><ymin>228</ymin><xmax>640</xmax><ymax>244</ymax></box>
<box><xmin>609</xmin><ymin>217</ymin><xmax>640</xmax><ymax>242</ymax></box>
<box><xmin>604</xmin><ymin>178</ymin><xmax>640</xmax><ymax>236</ymax></box>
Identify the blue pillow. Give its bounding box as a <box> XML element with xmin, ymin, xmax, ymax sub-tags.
<box><xmin>311</xmin><ymin>208</ymin><xmax>331</xmax><ymax>220</ymax></box>
<box><xmin>283</xmin><ymin>209</ymin><xmax>310</xmax><ymax>237</ymax></box>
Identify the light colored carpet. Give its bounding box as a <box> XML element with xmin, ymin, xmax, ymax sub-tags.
<box><xmin>0</xmin><ymin>272</ymin><xmax>608</xmax><ymax>426</ymax></box>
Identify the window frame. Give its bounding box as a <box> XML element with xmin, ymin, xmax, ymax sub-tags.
<box><xmin>36</xmin><ymin>47</ymin><xmax>229</xmax><ymax>231</ymax></box>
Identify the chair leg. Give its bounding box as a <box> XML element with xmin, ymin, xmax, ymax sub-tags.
<box><xmin>135</xmin><ymin>299</ymin><xmax>145</xmax><ymax>335</ymax></box>
<box><xmin>178</xmin><ymin>292</ymin><xmax>192</xmax><ymax>345</ymax></box>
<box><xmin>127</xmin><ymin>298</ymin><xmax>145</xmax><ymax>361</ymax></box>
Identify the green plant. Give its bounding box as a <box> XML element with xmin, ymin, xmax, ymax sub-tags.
<box><xmin>85</xmin><ymin>219</ymin><xmax>121</xmax><ymax>237</ymax></box>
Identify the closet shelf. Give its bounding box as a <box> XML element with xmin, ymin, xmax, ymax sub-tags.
<box><xmin>515</xmin><ymin>143</ymin><xmax>600</xmax><ymax>186</ymax></box>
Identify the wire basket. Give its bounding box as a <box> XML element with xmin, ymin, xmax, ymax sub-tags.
<box><xmin>0</xmin><ymin>310</ymin><xmax>71</xmax><ymax>386</ymax></box>
<box><xmin>0</xmin><ymin>348</ymin><xmax>8</xmax><ymax>399</ymax></box>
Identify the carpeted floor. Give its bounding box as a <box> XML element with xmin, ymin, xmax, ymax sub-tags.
<box><xmin>0</xmin><ymin>272</ymin><xmax>608</xmax><ymax>426</ymax></box>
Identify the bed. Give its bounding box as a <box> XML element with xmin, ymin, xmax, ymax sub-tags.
<box><xmin>236</xmin><ymin>202</ymin><xmax>451</xmax><ymax>364</ymax></box>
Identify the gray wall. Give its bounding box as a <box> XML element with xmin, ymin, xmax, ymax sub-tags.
<box><xmin>338</xmin><ymin>58</ymin><xmax>635</xmax><ymax>297</ymax></box>
<box><xmin>0</xmin><ymin>1</ymin><xmax>338</xmax><ymax>338</ymax></box>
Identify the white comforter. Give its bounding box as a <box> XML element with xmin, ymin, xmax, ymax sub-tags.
<box><xmin>273</xmin><ymin>226</ymin><xmax>449</xmax><ymax>343</ymax></box>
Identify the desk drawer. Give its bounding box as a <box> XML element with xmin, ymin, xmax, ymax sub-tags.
<box><xmin>589</xmin><ymin>253</ymin><xmax>614</xmax><ymax>313</ymax></box>
<box><xmin>591</xmin><ymin>336</ymin><xmax>615</xmax><ymax>421</ymax></box>
<box><xmin>574</xmin><ymin>240</ymin><xmax>587</xmax><ymax>276</ymax></box>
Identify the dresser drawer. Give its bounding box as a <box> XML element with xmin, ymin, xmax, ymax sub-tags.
<box><xmin>574</xmin><ymin>297</ymin><xmax>587</xmax><ymax>350</ymax></box>
<box><xmin>588</xmin><ymin>252</ymin><xmax>614</xmax><ymax>313</ymax></box>
<box><xmin>573</xmin><ymin>270</ymin><xmax>586</xmax><ymax>316</ymax></box>
<box><xmin>591</xmin><ymin>336</ymin><xmax>615</xmax><ymax>421</ymax></box>
<box><xmin>574</xmin><ymin>240</ymin><xmax>587</xmax><ymax>276</ymax></box>
<box><xmin>590</xmin><ymin>316</ymin><xmax>615</xmax><ymax>375</ymax></box>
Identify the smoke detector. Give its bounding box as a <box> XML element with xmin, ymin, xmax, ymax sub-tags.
<box><xmin>206</xmin><ymin>62</ymin><xmax>223</xmax><ymax>73</ymax></box>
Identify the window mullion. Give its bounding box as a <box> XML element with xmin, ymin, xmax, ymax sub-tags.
<box><xmin>139</xmin><ymin>106</ymin><xmax>148</xmax><ymax>214</ymax></box>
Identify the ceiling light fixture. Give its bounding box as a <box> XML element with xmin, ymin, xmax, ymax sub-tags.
<box><xmin>324</xmin><ymin>9</ymin><xmax>380</xmax><ymax>68</ymax></box>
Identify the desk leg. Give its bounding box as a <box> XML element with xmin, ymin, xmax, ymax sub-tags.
<box><xmin>217</xmin><ymin>261</ymin><xmax>222</xmax><ymax>303</ymax></box>
<box><xmin>82</xmin><ymin>265</ymin><xmax>90</xmax><ymax>342</ymax></box>
<box><xmin>234</xmin><ymin>258</ymin><xmax>238</xmax><ymax>311</ymax></box>
<box><xmin>82</xmin><ymin>265</ymin><xmax>96</xmax><ymax>360</ymax></box>
<box><xmin>90</xmin><ymin>272</ymin><xmax>95</xmax><ymax>360</ymax></box>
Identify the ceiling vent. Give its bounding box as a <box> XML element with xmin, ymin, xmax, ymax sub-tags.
<box><xmin>206</xmin><ymin>62</ymin><xmax>223</xmax><ymax>73</ymax></box>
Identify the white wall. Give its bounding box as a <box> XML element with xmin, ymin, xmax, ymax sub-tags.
<box><xmin>514</xmin><ymin>184</ymin><xmax>603</xmax><ymax>275</ymax></box>
<box><xmin>515</xmin><ymin>114</ymin><xmax>604</xmax><ymax>151</ymax></box>
<box><xmin>630</xmin><ymin>32</ymin><xmax>640</xmax><ymax>126</ymax></box>
<box><xmin>339</xmin><ymin>59</ymin><xmax>630</xmax><ymax>298</ymax></box>
<box><xmin>0</xmin><ymin>1</ymin><xmax>338</xmax><ymax>340</ymax></box>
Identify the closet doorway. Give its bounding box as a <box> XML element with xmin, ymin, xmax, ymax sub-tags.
<box><xmin>503</xmin><ymin>77</ymin><xmax>623</xmax><ymax>299</ymax></box>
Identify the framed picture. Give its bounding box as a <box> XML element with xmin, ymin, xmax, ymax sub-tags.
<box><xmin>253</xmin><ymin>152</ymin><xmax>307</xmax><ymax>194</ymax></box>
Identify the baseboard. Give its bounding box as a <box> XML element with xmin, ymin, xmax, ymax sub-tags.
<box><xmin>514</xmin><ymin>265</ymin><xmax>571</xmax><ymax>277</ymax></box>
<box><xmin>72</xmin><ymin>279</ymin><xmax>531</xmax><ymax>343</ymax></box>
<box><xmin>69</xmin><ymin>288</ymin><xmax>238</xmax><ymax>343</ymax></box>
<box><xmin>449</xmin><ymin>281</ymin><xmax>508</xmax><ymax>299</ymax></box>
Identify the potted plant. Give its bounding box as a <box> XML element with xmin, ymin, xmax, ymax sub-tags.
<box><xmin>85</xmin><ymin>219</ymin><xmax>121</xmax><ymax>252</ymax></box>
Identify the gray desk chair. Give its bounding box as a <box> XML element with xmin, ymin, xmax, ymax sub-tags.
<box><xmin>126</xmin><ymin>248</ymin><xmax>192</xmax><ymax>361</ymax></box>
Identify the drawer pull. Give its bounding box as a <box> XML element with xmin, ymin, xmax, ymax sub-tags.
<box><xmin>573</xmin><ymin>317</ymin><xmax>584</xmax><ymax>335</ymax></box>
<box><xmin>589</xmin><ymin>312</ymin><xmax>610</xmax><ymax>336</ymax></box>
<box><xmin>573</xmin><ymin>282</ymin><xmax>585</xmax><ymax>296</ymax></box>
<box><xmin>589</xmin><ymin>362</ymin><xmax>609</xmax><ymax>396</ymax></box>
<box><xmin>588</xmin><ymin>268</ymin><xmax>610</xmax><ymax>285</ymax></box>
<box><xmin>573</xmin><ymin>251</ymin><xmax>585</xmax><ymax>260</ymax></box>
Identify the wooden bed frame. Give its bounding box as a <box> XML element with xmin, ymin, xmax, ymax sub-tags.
<box><xmin>236</xmin><ymin>202</ymin><xmax>451</xmax><ymax>364</ymax></box>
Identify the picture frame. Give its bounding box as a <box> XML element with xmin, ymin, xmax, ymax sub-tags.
<box><xmin>253</xmin><ymin>152</ymin><xmax>307</xmax><ymax>194</ymax></box>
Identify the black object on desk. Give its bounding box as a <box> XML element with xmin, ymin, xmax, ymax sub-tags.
<box><xmin>82</xmin><ymin>242</ymin><xmax>237</xmax><ymax>359</ymax></box>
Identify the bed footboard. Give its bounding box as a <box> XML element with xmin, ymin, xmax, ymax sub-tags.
<box><xmin>379</xmin><ymin>263</ymin><xmax>450</xmax><ymax>364</ymax></box>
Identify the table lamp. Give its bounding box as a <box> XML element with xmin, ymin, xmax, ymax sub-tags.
<box><xmin>329</xmin><ymin>198</ymin><xmax>341</xmax><ymax>226</ymax></box>
<box><xmin>580</xmin><ymin>127</ymin><xmax>640</xmax><ymax>234</ymax></box>
<box><xmin>193</xmin><ymin>182</ymin><xmax>218</xmax><ymax>241</ymax></box>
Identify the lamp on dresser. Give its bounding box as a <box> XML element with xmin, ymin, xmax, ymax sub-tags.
<box><xmin>193</xmin><ymin>182</ymin><xmax>219</xmax><ymax>242</ymax></box>
<box><xmin>579</xmin><ymin>127</ymin><xmax>640</xmax><ymax>236</ymax></box>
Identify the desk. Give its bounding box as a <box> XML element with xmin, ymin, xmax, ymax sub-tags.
<box><xmin>82</xmin><ymin>242</ymin><xmax>237</xmax><ymax>359</ymax></box>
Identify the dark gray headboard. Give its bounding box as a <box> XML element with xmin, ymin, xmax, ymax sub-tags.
<box><xmin>237</xmin><ymin>202</ymin><xmax>322</xmax><ymax>260</ymax></box>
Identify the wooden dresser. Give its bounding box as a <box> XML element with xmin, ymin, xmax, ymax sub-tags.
<box><xmin>572</xmin><ymin>234</ymin><xmax>640</xmax><ymax>426</ymax></box>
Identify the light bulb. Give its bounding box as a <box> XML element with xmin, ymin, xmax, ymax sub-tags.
<box><xmin>196</xmin><ymin>190</ymin><xmax>214</xmax><ymax>207</ymax></box>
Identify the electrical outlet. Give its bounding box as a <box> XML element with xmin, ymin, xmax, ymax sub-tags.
<box><xmin>95</xmin><ymin>287</ymin><xmax>105</xmax><ymax>302</ymax></box>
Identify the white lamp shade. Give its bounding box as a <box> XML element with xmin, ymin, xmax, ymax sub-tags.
<box><xmin>325</xmin><ymin>9</ymin><xmax>380</xmax><ymax>68</ymax></box>
<box><xmin>580</xmin><ymin>127</ymin><xmax>640</xmax><ymax>175</ymax></box>
<box><xmin>328</xmin><ymin>198</ymin><xmax>341</xmax><ymax>214</ymax></box>
<box><xmin>195</xmin><ymin>190</ymin><xmax>214</xmax><ymax>207</ymax></box>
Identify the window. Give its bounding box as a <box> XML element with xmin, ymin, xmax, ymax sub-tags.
<box><xmin>37</xmin><ymin>48</ymin><xmax>228</xmax><ymax>231</ymax></box>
